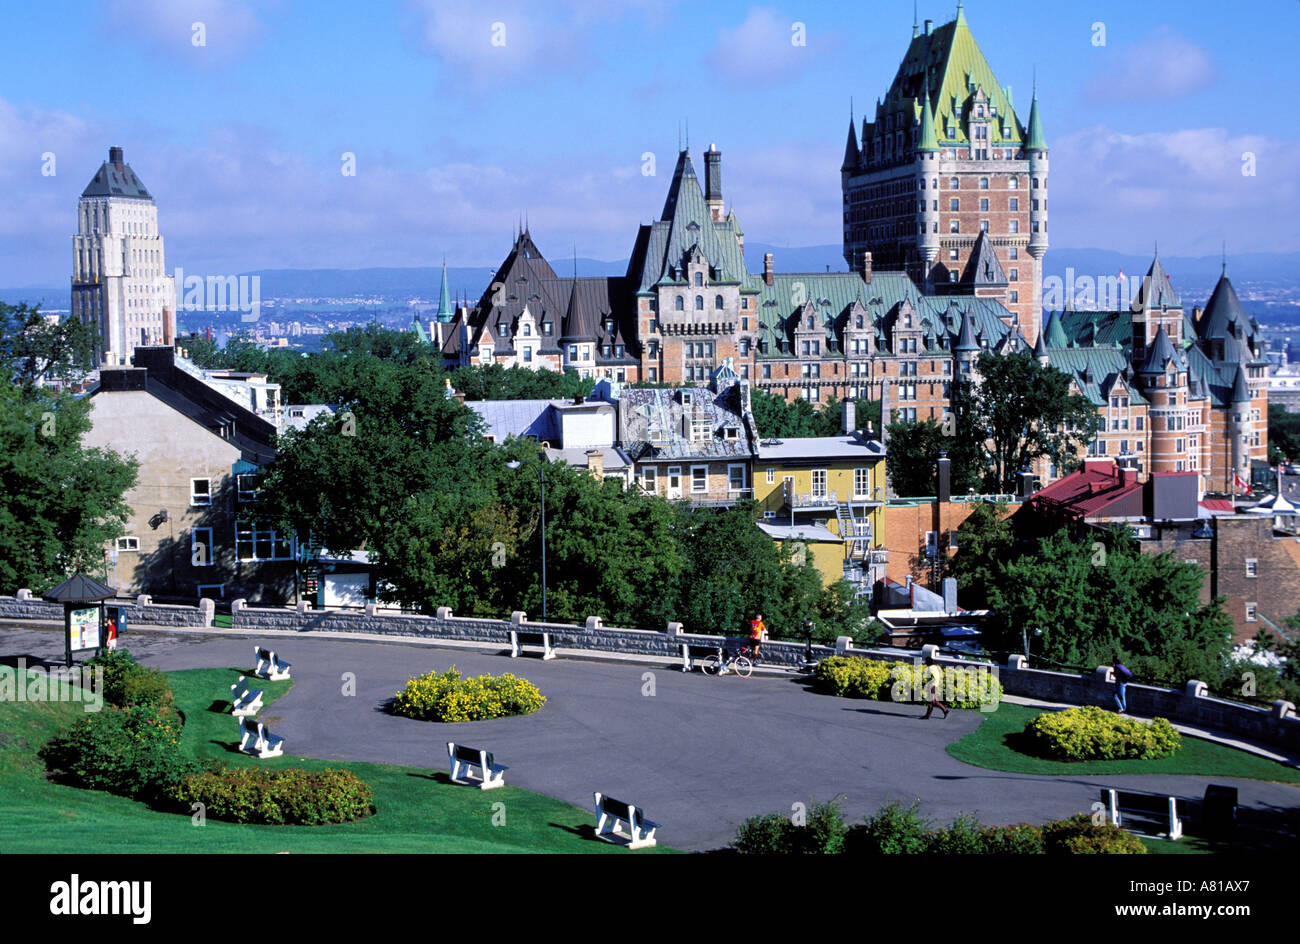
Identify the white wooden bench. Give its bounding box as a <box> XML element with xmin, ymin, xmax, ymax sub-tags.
<box><xmin>253</xmin><ymin>646</ymin><xmax>292</xmax><ymax>681</ymax></box>
<box><xmin>509</xmin><ymin>629</ymin><xmax>557</xmax><ymax>660</ymax></box>
<box><xmin>230</xmin><ymin>675</ymin><xmax>264</xmax><ymax>718</ymax></box>
<box><xmin>593</xmin><ymin>792</ymin><xmax>659</xmax><ymax>849</ymax></box>
<box><xmin>680</xmin><ymin>643</ymin><xmax>723</xmax><ymax>672</ymax></box>
<box><xmin>1102</xmin><ymin>787</ymin><xmax>1183</xmax><ymax>840</ymax></box>
<box><xmin>238</xmin><ymin>717</ymin><xmax>285</xmax><ymax>759</ymax></box>
<box><xmin>446</xmin><ymin>742</ymin><xmax>507</xmax><ymax>790</ymax></box>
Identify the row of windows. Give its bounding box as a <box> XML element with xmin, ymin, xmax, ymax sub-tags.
<box><xmin>191</xmin><ymin>476</ymin><xmax>260</xmax><ymax>505</ymax></box>
<box><xmin>640</xmin><ymin>464</ymin><xmax>748</xmax><ymax>493</ymax></box>
<box><xmin>674</xmin><ymin>295</ymin><xmax>727</xmax><ymax>311</ymax></box>
<box><xmin>189</xmin><ymin>523</ymin><xmax>295</xmax><ymax>565</ymax></box>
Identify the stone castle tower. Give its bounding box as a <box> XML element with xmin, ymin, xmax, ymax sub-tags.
<box><xmin>841</xmin><ymin>3</ymin><xmax>1046</xmax><ymax>346</ymax></box>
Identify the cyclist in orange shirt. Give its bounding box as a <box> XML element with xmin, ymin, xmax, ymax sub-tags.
<box><xmin>749</xmin><ymin>614</ymin><xmax>766</xmax><ymax>662</ymax></box>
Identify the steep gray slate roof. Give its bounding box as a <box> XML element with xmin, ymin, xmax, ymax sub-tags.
<box><xmin>629</xmin><ymin>150</ymin><xmax>750</xmax><ymax>293</ymax></box>
<box><xmin>1133</xmin><ymin>255</ymin><xmax>1179</xmax><ymax>310</ymax></box>
<box><xmin>81</xmin><ymin>147</ymin><xmax>153</xmax><ymax>200</ymax></box>
<box><xmin>961</xmin><ymin>231</ymin><xmax>1007</xmax><ymax>286</ymax></box>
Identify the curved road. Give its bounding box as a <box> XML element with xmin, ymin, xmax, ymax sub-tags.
<box><xmin>5</xmin><ymin>624</ymin><xmax>1298</xmax><ymax>852</ymax></box>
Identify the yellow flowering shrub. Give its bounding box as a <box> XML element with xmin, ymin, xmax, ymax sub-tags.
<box><xmin>813</xmin><ymin>656</ymin><xmax>1001</xmax><ymax>708</ymax></box>
<box><xmin>1025</xmin><ymin>706</ymin><xmax>1182</xmax><ymax>760</ymax></box>
<box><xmin>392</xmin><ymin>666</ymin><xmax>546</xmax><ymax>722</ymax></box>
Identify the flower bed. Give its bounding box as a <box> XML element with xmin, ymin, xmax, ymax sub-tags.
<box><xmin>391</xmin><ymin>666</ymin><xmax>546</xmax><ymax>722</ymax></box>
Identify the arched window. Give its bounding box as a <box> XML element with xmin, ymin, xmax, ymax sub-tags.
<box><xmin>695</xmin><ymin>296</ymin><xmax>704</xmax><ymax>310</ymax></box>
<box><xmin>675</xmin><ymin>296</ymin><xmax>684</xmax><ymax>311</ymax></box>
<box><xmin>714</xmin><ymin>295</ymin><xmax>723</xmax><ymax>309</ymax></box>
<box><xmin>694</xmin><ymin>272</ymin><xmax>703</xmax><ymax>286</ymax></box>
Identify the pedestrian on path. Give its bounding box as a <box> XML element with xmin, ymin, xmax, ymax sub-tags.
<box><xmin>1113</xmin><ymin>658</ymin><xmax>1132</xmax><ymax>713</ymax></box>
<box><xmin>921</xmin><ymin>663</ymin><xmax>949</xmax><ymax>719</ymax></box>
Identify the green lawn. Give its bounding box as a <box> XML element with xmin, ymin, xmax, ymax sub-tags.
<box><xmin>0</xmin><ymin>667</ymin><xmax>678</xmax><ymax>854</ymax></box>
<box><xmin>947</xmin><ymin>703</ymin><xmax>1300</xmax><ymax>782</ymax></box>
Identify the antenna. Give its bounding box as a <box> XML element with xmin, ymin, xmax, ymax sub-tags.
<box><xmin>1222</xmin><ymin>240</ymin><xmax>1227</xmax><ymax>276</ymax></box>
<box><xmin>685</xmin><ymin>118</ymin><xmax>690</xmax><ymax>152</ymax></box>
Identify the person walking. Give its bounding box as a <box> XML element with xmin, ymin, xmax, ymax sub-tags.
<box><xmin>921</xmin><ymin>663</ymin><xmax>949</xmax><ymax>719</ymax></box>
<box><xmin>1113</xmin><ymin>659</ymin><xmax>1132</xmax><ymax>713</ymax></box>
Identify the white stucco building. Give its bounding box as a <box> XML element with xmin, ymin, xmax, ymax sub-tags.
<box><xmin>72</xmin><ymin>146</ymin><xmax>176</xmax><ymax>365</ymax></box>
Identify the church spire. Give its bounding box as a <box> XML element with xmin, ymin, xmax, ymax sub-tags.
<box><xmin>436</xmin><ymin>258</ymin><xmax>453</xmax><ymax>324</ymax></box>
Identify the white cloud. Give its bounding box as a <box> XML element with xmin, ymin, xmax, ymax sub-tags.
<box><xmin>1050</xmin><ymin>124</ymin><xmax>1296</xmax><ymax>253</ymax></box>
<box><xmin>1086</xmin><ymin>27</ymin><xmax>1215</xmax><ymax>102</ymax></box>
<box><xmin>102</xmin><ymin>0</ymin><xmax>265</xmax><ymax>65</ymax></box>
<box><xmin>406</xmin><ymin>0</ymin><xmax>672</xmax><ymax>92</ymax></box>
<box><xmin>709</xmin><ymin>7</ymin><xmax>824</xmax><ymax>87</ymax></box>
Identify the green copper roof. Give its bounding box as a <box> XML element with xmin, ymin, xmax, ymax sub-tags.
<box><xmin>1043</xmin><ymin>310</ymin><xmax>1068</xmax><ymax>348</ymax></box>
<box><xmin>1025</xmin><ymin>92</ymin><xmax>1047</xmax><ymax>151</ymax></box>
<box><xmin>917</xmin><ymin>92</ymin><xmax>940</xmax><ymax>152</ymax></box>
<box><xmin>412</xmin><ymin>315</ymin><xmax>429</xmax><ymax>344</ymax></box>
<box><xmin>875</xmin><ymin>8</ymin><xmax>1024</xmax><ymax>149</ymax></box>
<box><xmin>436</xmin><ymin>261</ymin><xmax>453</xmax><ymax>323</ymax></box>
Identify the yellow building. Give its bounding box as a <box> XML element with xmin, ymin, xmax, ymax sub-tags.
<box><xmin>754</xmin><ymin>433</ymin><xmax>888</xmax><ymax>589</ymax></box>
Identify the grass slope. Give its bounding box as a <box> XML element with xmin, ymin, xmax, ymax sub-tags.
<box><xmin>946</xmin><ymin>703</ymin><xmax>1300</xmax><ymax>782</ymax></box>
<box><xmin>0</xmin><ymin>667</ymin><xmax>676</xmax><ymax>854</ymax></box>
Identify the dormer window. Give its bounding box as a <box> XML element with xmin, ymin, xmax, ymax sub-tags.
<box><xmin>694</xmin><ymin>272</ymin><xmax>703</xmax><ymax>287</ymax></box>
<box><xmin>543</xmin><ymin>322</ymin><xmax>552</xmax><ymax>335</ymax></box>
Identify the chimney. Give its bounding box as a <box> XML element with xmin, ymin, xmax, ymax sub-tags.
<box><xmin>763</xmin><ymin>252</ymin><xmax>774</xmax><ymax>286</ymax></box>
<box><xmin>842</xmin><ymin>398</ymin><xmax>856</xmax><ymax>435</ymax></box>
<box><xmin>705</xmin><ymin>144</ymin><xmax>724</xmax><ymax>222</ymax></box>
<box><xmin>109</xmin><ymin>146</ymin><xmax>124</xmax><ymax>168</ymax></box>
<box><xmin>586</xmin><ymin>449</ymin><xmax>604</xmax><ymax>478</ymax></box>
<box><xmin>162</xmin><ymin>305</ymin><xmax>174</xmax><ymax>347</ymax></box>
<box><xmin>861</xmin><ymin>251</ymin><xmax>873</xmax><ymax>284</ymax></box>
<box><xmin>937</xmin><ymin>452</ymin><xmax>951</xmax><ymax>503</ymax></box>
<box><xmin>1018</xmin><ymin>468</ymin><xmax>1036</xmax><ymax>500</ymax></box>
<box><xmin>574</xmin><ymin>394</ymin><xmax>585</xmax><ymax>405</ymax></box>
<box><xmin>924</xmin><ymin>19</ymin><xmax>933</xmax><ymax>35</ymax></box>
<box><xmin>942</xmin><ymin>577</ymin><xmax>957</xmax><ymax>615</ymax></box>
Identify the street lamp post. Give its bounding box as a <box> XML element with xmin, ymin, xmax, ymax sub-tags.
<box><xmin>507</xmin><ymin>460</ymin><xmax>547</xmax><ymax>620</ymax></box>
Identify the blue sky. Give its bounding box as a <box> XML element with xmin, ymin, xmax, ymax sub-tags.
<box><xmin>2</xmin><ymin>0</ymin><xmax>1296</xmax><ymax>286</ymax></box>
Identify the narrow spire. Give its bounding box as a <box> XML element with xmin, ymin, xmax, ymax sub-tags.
<box><xmin>912</xmin><ymin>0</ymin><xmax>918</xmax><ymax>37</ymax></box>
<box><xmin>1222</xmin><ymin>240</ymin><xmax>1227</xmax><ymax>276</ymax></box>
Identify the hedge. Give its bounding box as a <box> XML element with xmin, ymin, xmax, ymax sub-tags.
<box><xmin>391</xmin><ymin>666</ymin><xmax>546</xmax><ymax>722</ymax></box>
<box><xmin>172</xmin><ymin>767</ymin><xmax>375</xmax><ymax>825</ymax></box>
<box><xmin>1024</xmin><ymin>706</ymin><xmax>1182</xmax><ymax>760</ymax></box>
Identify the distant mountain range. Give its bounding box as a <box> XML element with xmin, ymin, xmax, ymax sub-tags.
<box><xmin>7</xmin><ymin>245</ymin><xmax>1299</xmax><ymax>321</ymax></box>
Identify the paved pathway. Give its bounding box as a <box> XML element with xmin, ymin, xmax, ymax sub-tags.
<box><xmin>4</xmin><ymin>622</ymin><xmax>1298</xmax><ymax>852</ymax></box>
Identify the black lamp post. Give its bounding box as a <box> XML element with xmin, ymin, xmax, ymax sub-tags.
<box><xmin>508</xmin><ymin>460</ymin><xmax>547</xmax><ymax>620</ymax></box>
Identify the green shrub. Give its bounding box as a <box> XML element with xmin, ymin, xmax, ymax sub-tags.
<box><xmin>1024</xmin><ymin>706</ymin><xmax>1182</xmax><ymax>760</ymax></box>
<box><xmin>391</xmin><ymin>666</ymin><xmax>546</xmax><ymax>722</ymax></box>
<box><xmin>1042</xmin><ymin>814</ymin><xmax>1148</xmax><ymax>854</ymax></box>
<box><xmin>926</xmin><ymin>816</ymin><xmax>1046</xmax><ymax>854</ymax></box>
<box><xmin>975</xmin><ymin>823</ymin><xmax>1047</xmax><ymax>854</ymax></box>
<box><xmin>87</xmin><ymin>648</ymin><xmax>174</xmax><ymax>714</ymax></box>
<box><xmin>845</xmin><ymin>801</ymin><xmax>933</xmax><ymax>854</ymax></box>
<box><xmin>39</xmin><ymin>704</ymin><xmax>199</xmax><ymax>805</ymax></box>
<box><xmin>812</xmin><ymin>656</ymin><xmax>1001</xmax><ymax>709</ymax></box>
<box><xmin>734</xmin><ymin>799</ymin><xmax>849</xmax><ymax>854</ymax></box>
<box><xmin>172</xmin><ymin>767</ymin><xmax>375</xmax><ymax>825</ymax></box>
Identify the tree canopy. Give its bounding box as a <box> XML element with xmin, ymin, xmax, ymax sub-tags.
<box><xmin>0</xmin><ymin>303</ymin><xmax>137</xmax><ymax>592</ymax></box>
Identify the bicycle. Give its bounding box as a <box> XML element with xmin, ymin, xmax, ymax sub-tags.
<box><xmin>700</xmin><ymin>646</ymin><xmax>755</xmax><ymax>678</ymax></box>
